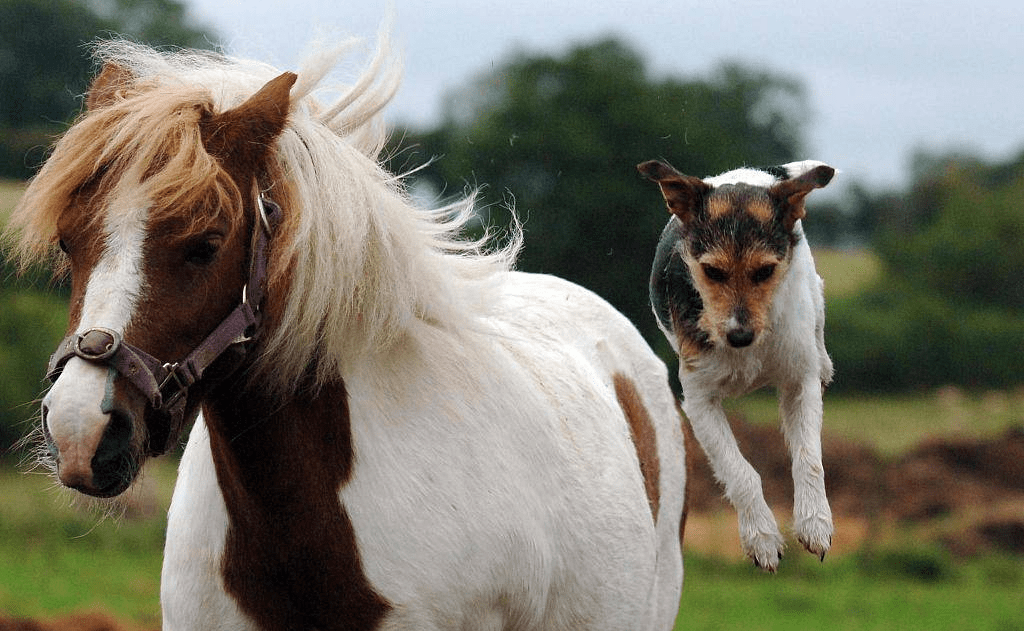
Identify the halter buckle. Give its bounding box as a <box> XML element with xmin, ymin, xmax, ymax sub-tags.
<box><xmin>158</xmin><ymin>362</ymin><xmax>189</xmax><ymax>409</ymax></box>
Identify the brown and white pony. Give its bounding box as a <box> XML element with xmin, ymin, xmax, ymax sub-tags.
<box><xmin>6</xmin><ymin>35</ymin><xmax>686</xmax><ymax>630</ymax></box>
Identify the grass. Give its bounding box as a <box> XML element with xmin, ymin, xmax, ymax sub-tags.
<box><xmin>677</xmin><ymin>551</ymin><xmax>1024</xmax><ymax>631</ymax></box>
<box><xmin>813</xmin><ymin>247</ymin><xmax>883</xmax><ymax>300</ymax></box>
<box><xmin>2</xmin><ymin>459</ymin><xmax>1021</xmax><ymax>630</ymax></box>
<box><xmin>0</xmin><ymin>463</ymin><xmax>173</xmax><ymax>627</ymax></box>
<box><xmin>3</xmin><ymin>390</ymin><xmax>1023</xmax><ymax>630</ymax></box>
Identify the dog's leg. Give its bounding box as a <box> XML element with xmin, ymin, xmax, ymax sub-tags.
<box><xmin>778</xmin><ymin>378</ymin><xmax>833</xmax><ymax>560</ymax></box>
<box><xmin>682</xmin><ymin>395</ymin><xmax>784</xmax><ymax>572</ymax></box>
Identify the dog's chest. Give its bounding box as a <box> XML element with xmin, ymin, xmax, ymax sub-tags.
<box><xmin>675</xmin><ymin>342</ymin><xmax>771</xmax><ymax>399</ymax></box>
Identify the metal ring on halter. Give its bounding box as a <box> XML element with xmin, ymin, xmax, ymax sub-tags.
<box><xmin>74</xmin><ymin>327</ymin><xmax>122</xmax><ymax>362</ymax></box>
<box><xmin>257</xmin><ymin>195</ymin><xmax>272</xmax><ymax>234</ymax></box>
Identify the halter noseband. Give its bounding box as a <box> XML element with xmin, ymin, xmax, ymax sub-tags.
<box><xmin>45</xmin><ymin>194</ymin><xmax>283</xmax><ymax>456</ymax></box>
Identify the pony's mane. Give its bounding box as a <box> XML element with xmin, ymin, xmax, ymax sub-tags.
<box><xmin>7</xmin><ymin>34</ymin><xmax>522</xmax><ymax>395</ymax></box>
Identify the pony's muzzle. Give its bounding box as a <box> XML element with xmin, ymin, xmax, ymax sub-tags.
<box><xmin>41</xmin><ymin>360</ymin><xmax>139</xmax><ymax>497</ymax></box>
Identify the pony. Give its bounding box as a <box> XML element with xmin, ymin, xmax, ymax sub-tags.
<box><xmin>5</xmin><ymin>34</ymin><xmax>687</xmax><ymax>630</ymax></box>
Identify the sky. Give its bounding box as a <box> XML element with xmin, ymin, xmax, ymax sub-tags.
<box><xmin>182</xmin><ymin>1</ymin><xmax>1024</xmax><ymax>196</ymax></box>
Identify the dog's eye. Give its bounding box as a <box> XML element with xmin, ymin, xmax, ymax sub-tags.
<box><xmin>184</xmin><ymin>235</ymin><xmax>222</xmax><ymax>266</ymax></box>
<box><xmin>751</xmin><ymin>264</ymin><xmax>776</xmax><ymax>284</ymax></box>
<box><xmin>702</xmin><ymin>265</ymin><xmax>728</xmax><ymax>283</ymax></box>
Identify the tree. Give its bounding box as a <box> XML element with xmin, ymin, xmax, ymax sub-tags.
<box><xmin>390</xmin><ymin>38</ymin><xmax>808</xmax><ymax>350</ymax></box>
<box><xmin>826</xmin><ymin>150</ymin><xmax>1024</xmax><ymax>391</ymax></box>
<box><xmin>876</xmin><ymin>151</ymin><xmax>1024</xmax><ymax>310</ymax></box>
<box><xmin>0</xmin><ymin>0</ymin><xmax>217</xmax><ymax>178</ymax></box>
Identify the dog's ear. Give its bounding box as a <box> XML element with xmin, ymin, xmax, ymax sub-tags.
<box><xmin>768</xmin><ymin>164</ymin><xmax>835</xmax><ymax>231</ymax></box>
<box><xmin>638</xmin><ymin>160</ymin><xmax>711</xmax><ymax>225</ymax></box>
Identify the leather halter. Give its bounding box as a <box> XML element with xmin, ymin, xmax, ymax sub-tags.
<box><xmin>45</xmin><ymin>194</ymin><xmax>282</xmax><ymax>456</ymax></box>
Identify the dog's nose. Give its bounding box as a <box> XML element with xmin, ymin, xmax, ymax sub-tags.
<box><xmin>726</xmin><ymin>328</ymin><xmax>755</xmax><ymax>348</ymax></box>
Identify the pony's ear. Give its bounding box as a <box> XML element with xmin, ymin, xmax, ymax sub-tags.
<box><xmin>768</xmin><ymin>164</ymin><xmax>835</xmax><ymax>231</ymax></box>
<box><xmin>201</xmin><ymin>71</ymin><xmax>297</xmax><ymax>166</ymax></box>
<box><xmin>637</xmin><ymin>160</ymin><xmax>711</xmax><ymax>225</ymax></box>
<box><xmin>87</xmin><ymin>63</ymin><xmax>134</xmax><ymax>111</ymax></box>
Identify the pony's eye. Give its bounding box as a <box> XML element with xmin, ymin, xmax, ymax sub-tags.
<box><xmin>751</xmin><ymin>264</ymin><xmax>776</xmax><ymax>284</ymax></box>
<box><xmin>57</xmin><ymin>239</ymin><xmax>69</xmax><ymax>254</ymax></box>
<box><xmin>184</xmin><ymin>236</ymin><xmax>222</xmax><ymax>266</ymax></box>
<box><xmin>702</xmin><ymin>265</ymin><xmax>728</xmax><ymax>283</ymax></box>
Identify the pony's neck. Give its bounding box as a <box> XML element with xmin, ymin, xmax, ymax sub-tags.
<box><xmin>201</xmin><ymin>377</ymin><xmax>390</xmax><ymax>630</ymax></box>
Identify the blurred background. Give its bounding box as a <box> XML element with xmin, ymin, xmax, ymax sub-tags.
<box><xmin>0</xmin><ymin>1</ymin><xmax>1021</xmax><ymax>630</ymax></box>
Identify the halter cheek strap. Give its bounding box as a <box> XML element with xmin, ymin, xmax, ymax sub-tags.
<box><xmin>45</xmin><ymin>195</ymin><xmax>282</xmax><ymax>456</ymax></box>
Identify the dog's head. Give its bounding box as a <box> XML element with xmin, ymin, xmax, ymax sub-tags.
<box><xmin>641</xmin><ymin>160</ymin><xmax>834</xmax><ymax>356</ymax></box>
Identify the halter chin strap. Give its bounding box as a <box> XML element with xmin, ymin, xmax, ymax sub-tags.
<box><xmin>45</xmin><ymin>195</ymin><xmax>282</xmax><ymax>456</ymax></box>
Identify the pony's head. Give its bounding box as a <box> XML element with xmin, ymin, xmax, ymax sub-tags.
<box><xmin>7</xmin><ymin>37</ymin><xmax>518</xmax><ymax>499</ymax></box>
<box><xmin>8</xmin><ymin>55</ymin><xmax>296</xmax><ymax>497</ymax></box>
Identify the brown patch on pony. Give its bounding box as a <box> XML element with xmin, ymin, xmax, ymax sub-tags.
<box><xmin>613</xmin><ymin>373</ymin><xmax>661</xmax><ymax>521</ymax></box>
<box><xmin>205</xmin><ymin>378</ymin><xmax>391</xmax><ymax>631</ymax></box>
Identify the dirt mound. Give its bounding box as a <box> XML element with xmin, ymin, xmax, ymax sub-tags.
<box><xmin>0</xmin><ymin>612</ymin><xmax>153</xmax><ymax>631</ymax></box>
<box><xmin>685</xmin><ymin>414</ymin><xmax>1024</xmax><ymax>556</ymax></box>
<box><xmin>886</xmin><ymin>426</ymin><xmax>1024</xmax><ymax>521</ymax></box>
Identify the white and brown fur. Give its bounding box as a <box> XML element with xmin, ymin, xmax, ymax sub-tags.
<box><xmin>640</xmin><ymin>159</ymin><xmax>835</xmax><ymax>572</ymax></box>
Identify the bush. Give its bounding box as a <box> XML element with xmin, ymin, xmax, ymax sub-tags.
<box><xmin>826</xmin><ymin>282</ymin><xmax>1024</xmax><ymax>392</ymax></box>
<box><xmin>826</xmin><ymin>151</ymin><xmax>1024</xmax><ymax>392</ymax></box>
<box><xmin>877</xmin><ymin>169</ymin><xmax>1024</xmax><ymax>310</ymax></box>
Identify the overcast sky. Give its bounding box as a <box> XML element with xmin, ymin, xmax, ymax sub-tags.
<box><xmin>183</xmin><ymin>1</ymin><xmax>1024</xmax><ymax>195</ymax></box>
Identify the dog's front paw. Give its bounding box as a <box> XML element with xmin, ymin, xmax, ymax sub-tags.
<box><xmin>746</xmin><ymin>531</ymin><xmax>786</xmax><ymax>573</ymax></box>
<box><xmin>745</xmin><ymin>532</ymin><xmax>782</xmax><ymax>573</ymax></box>
<box><xmin>795</xmin><ymin>512</ymin><xmax>833</xmax><ymax>561</ymax></box>
<box><xmin>739</xmin><ymin>511</ymin><xmax>786</xmax><ymax>573</ymax></box>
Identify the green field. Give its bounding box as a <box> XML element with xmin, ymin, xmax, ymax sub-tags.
<box><xmin>3</xmin><ymin>390</ymin><xmax>1023</xmax><ymax>625</ymax></box>
<box><xmin>1</xmin><ymin>460</ymin><xmax>1022</xmax><ymax>630</ymax></box>
<box><xmin>0</xmin><ymin>465</ymin><xmax>170</xmax><ymax>627</ymax></box>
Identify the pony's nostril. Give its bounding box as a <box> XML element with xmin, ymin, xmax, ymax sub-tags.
<box><xmin>90</xmin><ymin>409</ymin><xmax>138</xmax><ymax>496</ymax></box>
<box><xmin>94</xmin><ymin>409</ymin><xmax>133</xmax><ymax>465</ymax></box>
